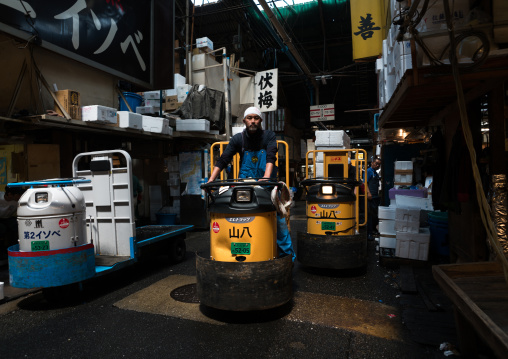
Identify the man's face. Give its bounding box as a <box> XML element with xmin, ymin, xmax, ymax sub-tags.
<box><xmin>372</xmin><ymin>160</ymin><xmax>381</xmax><ymax>170</ymax></box>
<box><xmin>243</xmin><ymin>114</ymin><xmax>262</xmax><ymax>133</ymax></box>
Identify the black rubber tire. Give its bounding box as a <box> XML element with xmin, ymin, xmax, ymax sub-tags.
<box><xmin>168</xmin><ymin>237</ymin><xmax>186</xmax><ymax>264</ymax></box>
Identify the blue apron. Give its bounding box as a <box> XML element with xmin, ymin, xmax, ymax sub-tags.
<box><xmin>239</xmin><ymin>149</ymin><xmax>295</xmax><ymax>261</ymax></box>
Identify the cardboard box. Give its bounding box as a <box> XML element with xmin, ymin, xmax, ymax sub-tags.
<box><xmin>396</xmin><ymin>228</ymin><xmax>430</xmax><ymax>261</ymax></box>
<box><xmin>82</xmin><ymin>105</ymin><xmax>117</xmax><ymax>124</ymax></box>
<box><xmin>165</xmin><ymin>95</ymin><xmax>178</xmax><ymax>104</ymax></box>
<box><xmin>54</xmin><ymin>90</ymin><xmax>81</xmax><ymax>119</ymax></box>
<box><xmin>163</xmin><ymin>102</ymin><xmax>183</xmax><ymax>111</ymax></box>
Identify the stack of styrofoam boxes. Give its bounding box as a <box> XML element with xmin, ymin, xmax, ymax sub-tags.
<box><xmin>378</xmin><ymin>205</ymin><xmax>397</xmax><ymax>256</ymax></box>
<box><xmin>394</xmin><ymin>160</ymin><xmax>413</xmax><ymax>188</ymax></box>
<box><xmin>313</xmin><ymin>130</ymin><xmax>351</xmax><ymax>177</ymax></box>
<box><xmin>82</xmin><ymin>105</ymin><xmax>117</xmax><ymax>124</ymax></box>
<box><xmin>417</xmin><ymin>0</ymin><xmax>470</xmax><ymax>66</ymax></box>
<box><xmin>142</xmin><ymin>116</ymin><xmax>173</xmax><ymax>136</ymax></box>
<box><xmin>177</xmin><ymin>84</ymin><xmax>193</xmax><ymax>103</ymax></box>
<box><xmin>376</xmin><ymin>57</ymin><xmax>385</xmax><ymax>109</ymax></box>
<box><xmin>394</xmin><ymin>40</ymin><xmax>413</xmax><ymax>85</ymax></box>
<box><xmin>117</xmin><ymin>111</ymin><xmax>143</xmax><ymax>130</ymax></box>
<box><xmin>166</xmin><ymin>155</ymin><xmax>181</xmax><ymax>221</ymax></box>
<box><xmin>175</xmin><ymin>119</ymin><xmax>210</xmax><ymax>133</ymax></box>
<box><xmin>394</xmin><ymin>205</ymin><xmax>430</xmax><ymax>261</ymax></box>
<box><xmin>381</xmin><ymin>39</ymin><xmax>396</xmax><ymax>104</ymax></box>
<box><xmin>137</xmin><ymin>90</ymin><xmax>161</xmax><ymax>115</ymax></box>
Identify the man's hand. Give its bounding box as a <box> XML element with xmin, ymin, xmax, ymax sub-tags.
<box><xmin>258</xmin><ymin>177</ymin><xmax>269</xmax><ymax>182</ymax></box>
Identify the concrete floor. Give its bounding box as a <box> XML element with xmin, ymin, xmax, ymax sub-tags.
<box><xmin>0</xmin><ymin>200</ymin><xmax>460</xmax><ymax>358</ymax></box>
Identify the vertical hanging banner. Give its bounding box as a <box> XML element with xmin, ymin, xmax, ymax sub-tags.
<box><xmin>350</xmin><ymin>0</ymin><xmax>384</xmax><ymax>60</ymax></box>
<box><xmin>255</xmin><ymin>69</ymin><xmax>278</xmax><ymax>112</ymax></box>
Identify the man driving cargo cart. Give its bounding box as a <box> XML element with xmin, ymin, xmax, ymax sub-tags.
<box><xmin>207</xmin><ymin>106</ymin><xmax>295</xmax><ymax>261</ymax></box>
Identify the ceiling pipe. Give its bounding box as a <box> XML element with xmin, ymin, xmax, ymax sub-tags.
<box><xmin>251</xmin><ymin>0</ymin><xmax>319</xmax><ymax>103</ymax></box>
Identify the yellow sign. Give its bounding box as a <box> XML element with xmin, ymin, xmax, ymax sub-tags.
<box><xmin>350</xmin><ymin>0</ymin><xmax>385</xmax><ymax>60</ymax></box>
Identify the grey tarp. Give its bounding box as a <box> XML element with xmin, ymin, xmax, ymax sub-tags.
<box><xmin>172</xmin><ymin>85</ymin><xmax>225</xmax><ymax>132</ymax></box>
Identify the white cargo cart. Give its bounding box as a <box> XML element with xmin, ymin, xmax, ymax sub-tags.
<box><xmin>8</xmin><ymin>150</ymin><xmax>193</xmax><ymax>292</ymax></box>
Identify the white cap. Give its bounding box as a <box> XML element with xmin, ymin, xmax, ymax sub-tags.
<box><xmin>243</xmin><ymin>107</ymin><xmax>262</xmax><ymax>119</ymax></box>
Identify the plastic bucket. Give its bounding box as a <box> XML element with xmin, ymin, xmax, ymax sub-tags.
<box><xmin>428</xmin><ymin>211</ymin><xmax>449</xmax><ymax>256</ymax></box>
<box><xmin>156</xmin><ymin>213</ymin><xmax>176</xmax><ymax>225</ymax></box>
<box><xmin>119</xmin><ymin>92</ymin><xmax>142</xmax><ymax>112</ymax></box>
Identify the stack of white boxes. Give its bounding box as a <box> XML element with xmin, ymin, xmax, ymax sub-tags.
<box><xmin>378</xmin><ymin>0</ymin><xmax>476</xmax><ymax>106</ymax></box>
<box><xmin>313</xmin><ymin>130</ymin><xmax>351</xmax><ymax>177</ymax></box>
<box><xmin>378</xmin><ymin>205</ymin><xmax>397</xmax><ymax>256</ymax></box>
<box><xmin>137</xmin><ymin>90</ymin><xmax>162</xmax><ymax>115</ymax></box>
<box><xmin>394</xmin><ymin>160</ymin><xmax>413</xmax><ymax>188</ymax></box>
<box><xmin>393</xmin><ymin>205</ymin><xmax>431</xmax><ymax>261</ymax></box>
<box><xmin>166</xmin><ymin>155</ymin><xmax>181</xmax><ymax>220</ymax></box>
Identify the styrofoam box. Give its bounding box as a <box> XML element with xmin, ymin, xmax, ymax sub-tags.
<box><xmin>196</xmin><ymin>36</ymin><xmax>213</xmax><ymax>50</ymax></box>
<box><xmin>176</xmin><ymin>119</ymin><xmax>210</xmax><ymax>132</ymax></box>
<box><xmin>394</xmin><ymin>219</ymin><xmax>420</xmax><ymax>233</ymax></box>
<box><xmin>174</xmin><ymin>73</ymin><xmax>186</xmax><ymax>88</ymax></box>
<box><xmin>315</xmin><ymin>162</ymin><xmax>324</xmax><ymax>178</ymax></box>
<box><xmin>379</xmin><ymin>220</ymin><xmax>396</xmax><ymax>235</ymax></box>
<box><xmin>142</xmin><ymin>116</ymin><xmax>169</xmax><ymax>133</ymax></box>
<box><xmin>144</xmin><ymin>91</ymin><xmax>161</xmax><ymax>100</ymax></box>
<box><xmin>395</xmin><ymin>173</ymin><xmax>413</xmax><ymax>183</ymax></box>
<box><xmin>394</xmin><ymin>161</ymin><xmax>413</xmax><ymax>170</ymax></box>
<box><xmin>380</xmin><ymin>235</ymin><xmax>397</xmax><ymax>249</ymax></box>
<box><xmin>315</xmin><ymin>130</ymin><xmax>350</xmax><ymax>147</ymax></box>
<box><xmin>117</xmin><ymin>111</ymin><xmax>142</xmax><ymax>130</ymax></box>
<box><xmin>379</xmin><ymin>206</ymin><xmax>396</xmax><ymax>220</ymax></box>
<box><xmin>396</xmin><ymin>228</ymin><xmax>430</xmax><ymax>261</ymax></box>
<box><xmin>395</xmin><ymin>194</ymin><xmax>433</xmax><ymax>210</ymax></box>
<box><xmin>136</xmin><ymin>106</ymin><xmax>158</xmax><ymax>114</ymax></box>
<box><xmin>82</xmin><ymin>105</ymin><xmax>117</xmax><ymax>124</ymax></box>
<box><xmin>144</xmin><ymin>99</ymin><xmax>161</xmax><ymax>108</ymax></box>
<box><xmin>395</xmin><ymin>207</ymin><xmax>420</xmax><ymax>222</ymax></box>
<box><xmin>177</xmin><ymin>84</ymin><xmax>192</xmax><ymax>102</ymax></box>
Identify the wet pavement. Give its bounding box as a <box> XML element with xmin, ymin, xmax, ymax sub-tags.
<box><xmin>0</xmin><ymin>200</ymin><xmax>458</xmax><ymax>358</ymax></box>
